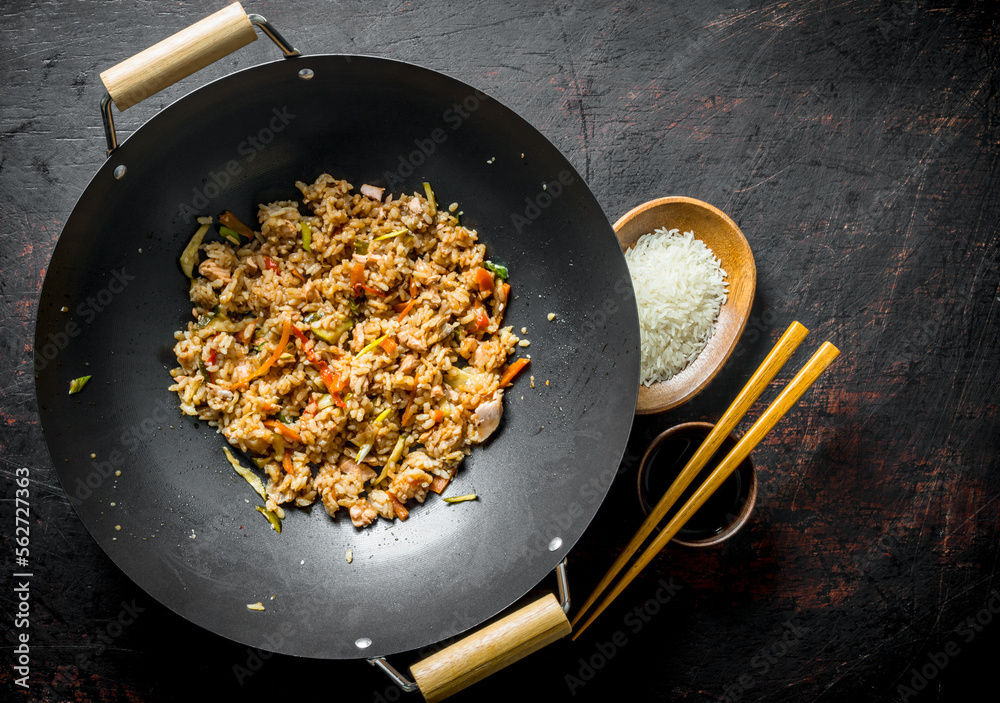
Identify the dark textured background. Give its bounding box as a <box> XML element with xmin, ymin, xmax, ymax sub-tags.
<box><xmin>1</xmin><ymin>1</ymin><xmax>998</xmax><ymax>701</ymax></box>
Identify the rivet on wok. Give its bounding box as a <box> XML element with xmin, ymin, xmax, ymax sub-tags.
<box><xmin>298</xmin><ymin>68</ymin><xmax>315</xmax><ymax>80</ymax></box>
<box><xmin>355</xmin><ymin>637</ymin><xmax>372</xmax><ymax>649</ymax></box>
<box><xmin>548</xmin><ymin>537</ymin><xmax>563</xmax><ymax>552</ymax></box>
<box><xmin>113</xmin><ymin>165</ymin><xmax>126</xmax><ymax>180</ymax></box>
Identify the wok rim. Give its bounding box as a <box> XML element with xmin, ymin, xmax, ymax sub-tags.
<box><xmin>35</xmin><ymin>52</ymin><xmax>641</xmax><ymax>660</ymax></box>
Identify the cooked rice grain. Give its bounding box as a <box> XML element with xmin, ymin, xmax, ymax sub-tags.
<box><xmin>169</xmin><ymin>174</ymin><xmax>519</xmax><ymax>528</ymax></box>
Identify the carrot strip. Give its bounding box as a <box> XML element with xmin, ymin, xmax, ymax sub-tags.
<box><xmin>227</xmin><ymin>318</ymin><xmax>291</xmax><ymax>390</ymax></box>
<box><xmin>474</xmin><ymin>300</ymin><xmax>490</xmax><ymax>331</ymax></box>
<box><xmin>290</xmin><ymin>326</ymin><xmax>346</xmax><ymax>406</ymax></box>
<box><xmin>220</xmin><ymin>210</ymin><xmax>256</xmax><ymax>240</ymax></box>
<box><xmin>401</xmin><ymin>388</ymin><xmax>417</xmax><ymax>426</ymax></box>
<box><xmin>395</xmin><ymin>278</ymin><xmax>421</xmax><ymax>321</ymax></box>
<box><xmin>476</xmin><ymin>267</ymin><xmax>494</xmax><ymax>295</ymax></box>
<box><xmin>499</xmin><ymin>358</ymin><xmax>530</xmax><ymax>388</ymax></box>
<box><xmin>430</xmin><ymin>475</ymin><xmax>450</xmax><ymax>494</ymax></box>
<box><xmin>433</xmin><ymin>409</ymin><xmax>444</xmax><ymax>424</ymax></box>
<box><xmin>357</xmin><ymin>283</ymin><xmax>387</xmax><ymax>297</ymax></box>
<box><xmin>397</xmin><ymin>298</ymin><xmax>417</xmax><ymax>322</ymax></box>
<box><xmin>319</xmin><ymin>365</ymin><xmax>338</xmax><ymax>391</ymax></box>
<box><xmin>326</xmin><ymin>371</ymin><xmax>347</xmax><ymax>408</ymax></box>
<box><xmin>282</xmin><ymin>454</ymin><xmax>294</xmax><ymax>474</ymax></box>
<box><xmin>350</xmin><ymin>262</ymin><xmax>365</xmax><ymax>293</ymax></box>
<box><xmin>496</xmin><ymin>282</ymin><xmax>512</xmax><ymax>325</ymax></box>
<box><xmin>351</xmin><ymin>261</ymin><xmax>365</xmax><ymax>286</ymax></box>
<box><xmin>282</xmin><ymin>423</ymin><xmax>303</xmax><ymax>444</ymax></box>
<box><xmin>379</xmin><ymin>336</ymin><xmax>398</xmax><ymax>355</ymax></box>
<box><xmin>290</xmin><ymin>326</ymin><xmax>320</xmax><ymax>363</ymax></box>
<box><xmin>264</xmin><ymin>420</ymin><xmax>303</xmax><ymax>444</ymax></box>
<box><xmin>389</xmin><ymin>493</ymin><xmax>409</xmax><ymax>521</ymax></box>
<box><xmin>264</xmin><ymin>256</ymin><xmax>280</xmax><ymax>273</ymax></box>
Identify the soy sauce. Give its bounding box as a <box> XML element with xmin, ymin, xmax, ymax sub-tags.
<box><xmin>638</xmin><ymin>430</ymin><xmax>751</xmax><ymax>540</ymax></box>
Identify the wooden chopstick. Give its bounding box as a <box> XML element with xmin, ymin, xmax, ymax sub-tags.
<box><xmin>569</xmin><ymin>321</ymin><xmax>810</xmax><ymax>630</ymax></box>
<box><xmin>571</xmin><ymin>340</ymin><xmax>841</xmax><ymax>639</ymax></box>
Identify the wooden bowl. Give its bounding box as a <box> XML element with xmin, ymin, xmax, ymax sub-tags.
<box><xmin>614</xmin><ymin>197</ymin><xmax>756</xmax><ymax>414</ymax></box>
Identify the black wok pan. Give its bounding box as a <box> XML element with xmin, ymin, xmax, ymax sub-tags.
<box><xmin>34</xmin><ymin>3</ymin><xmax>639</xmax><ymax>696</ymax></box>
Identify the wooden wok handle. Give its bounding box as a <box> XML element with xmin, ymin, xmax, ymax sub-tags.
<box><xmin>100</xmin><ymin>2</ymin><xmax>257</xmax><ymax>111</ymax></box>
<box><xmin>409</xmin><ymin>594</ymin><xmax>571</xmax><ymax>702</ymax></box>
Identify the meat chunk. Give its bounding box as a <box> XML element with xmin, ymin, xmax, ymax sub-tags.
<box><xmin>388</xmin><ymin>454</ymin><xmax>436</xmax><ymax>504</ymax></box>
<box><xmin>349</xmin><ymin>501</ymin><xmax>378</xmax><ymax>528</ymax></box>
<box><xmin>388</xmin><ymin>467</ymin><xmax>433</xmax><ymax>503</ymax></box>
<box><xmin>198</xmin><ymin>258</ymin><xmax>232</xmax><ymax>285</ymax></box>
<box><xmin>312</xmin><ymin>458</ymin><xmax>377</xmax><ymax>521</ymax></box>
<box><xmin>472</xmin><ymin>337</ymin><xmax>506</xmax><ymax>371</ymax></box>
<box><xmin>351</xmin><ymin>325</ymin><xmax>366</xmax><ymax>353</ymax></box>
<box><xmin>398</xmin><ymin>329</ymin><xmax>428</xmax><ymax>352</ymax></box>
<box><xmin>473</xmin><ymin>396</ymin><xmax>503</xmax><ymax>442</ymax></box>
<box><xmin>341</xmin><ymin>458</ymin><xmax>377</xmax><ymax>483</ymax></box>
<box><xmin>360</xmin><ymin>184</ymin><xmax>384</xmax><ymax>201</ymax></box>
<box><xmin>204</xmin><ymin>383</ymin><xmax>234</xmax><ymax>411</ymax></box>
<box><xmin>398</xmin><ymin>354</ymin><xmax>419</xmax><ymax>375</ymax></box>
<box><xmin>313</xmin><ymin>463</ymin><xmax>342</xmax><ymax>518</ymax></box>
<box><xmin>459</xmin><ymin>336</ymin><xmax>478</xmax><ymax>358</ymax></box>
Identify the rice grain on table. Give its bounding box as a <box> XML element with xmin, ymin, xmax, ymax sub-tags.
<box><xmin>624</xmin><ymin>227</ymin><xmax>728</xmax><ymax>385</ymax></box>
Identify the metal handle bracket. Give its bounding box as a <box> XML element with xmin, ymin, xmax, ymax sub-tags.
<box><xmin>368</xmin><ymin>558</ymin><xmax>571</xmax><ymax>698</ymax></box>
<box><xmin>101</xmin><ymin>11</ymin><xmax>300</xmax><ymax>155</ymax></box>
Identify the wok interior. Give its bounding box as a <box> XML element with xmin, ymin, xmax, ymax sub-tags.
<box><xmin>35</xmin><ymin>56</ymin><xmax>639</xmax><ymax>658</ymax></box>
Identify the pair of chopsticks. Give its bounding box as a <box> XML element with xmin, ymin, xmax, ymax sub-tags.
<box><xmin>570</xmin><ymin>321</ymin><xmax>839</xmax><ymax>639</ymax></box>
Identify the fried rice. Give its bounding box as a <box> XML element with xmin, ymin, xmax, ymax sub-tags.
<box><xmin>168</xmin><ymin>174</ymin><xmax>520</xmax><ymax>529</ymax></box>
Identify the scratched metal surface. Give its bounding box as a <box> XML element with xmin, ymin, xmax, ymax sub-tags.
<box><xmin>0</xmin><ymin>1</ymin><xmax>997</xmax><ymax>702</ymax></box>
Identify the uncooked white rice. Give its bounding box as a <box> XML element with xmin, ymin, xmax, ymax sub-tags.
<box><xmin>624</xmin><ymin>228</ymin><xmax>728</xmax><ymax>385</ymax></box>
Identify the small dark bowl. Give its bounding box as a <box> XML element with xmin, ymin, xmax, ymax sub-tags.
<box><xmin>637</xmin><ymin>421</ymin><xmax>758</xmax><ymax>547</ymax></box>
